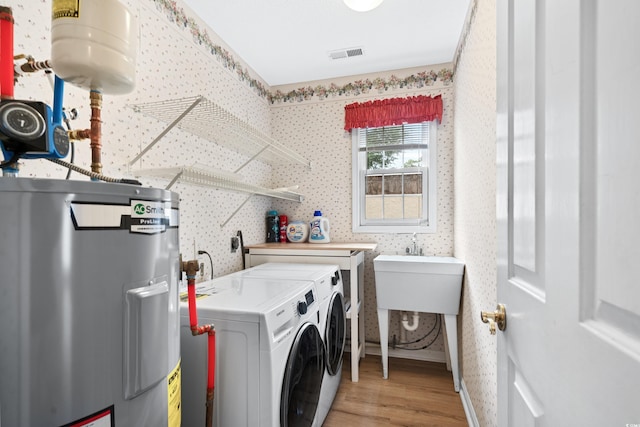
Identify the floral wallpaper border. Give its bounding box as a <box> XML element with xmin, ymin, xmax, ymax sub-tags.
<box><xmin>270</xmin><ymin>69</ymin><xmax>453</xmax><ymax>104</ymax></box>
<box><xmin>152</xmin><ymin>0</ymin><xmax>454</xmax><ymax>104</ymax></box>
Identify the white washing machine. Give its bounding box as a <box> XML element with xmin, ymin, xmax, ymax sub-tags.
<box><xmin>180</xmin><ymin>274</ymin><xmax>325</xmax><ymax>427</ymax></box>
<box><xmin>239</xmin><ymin>263</ymin><xmax>346</xmax><ymax>426</ymax></box>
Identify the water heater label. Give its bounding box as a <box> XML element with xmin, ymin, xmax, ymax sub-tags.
<box><xmin>130</xmin><ymin>200</ymin><xmax>171</xmax><ymax>234</ymax></box>
<box><xmin>70</xmin><ymin>201</ymin><xmax>177</xmax><ymax>235</ymax></box>
<box><xmin>167</xmin><ymin>360</ymin><xmax>182</xmax><ymax>427</ymax></box>
<box><xmin>52</xmin><ymin>0</ymin><xmax>80</xmax><ymax>20</ymax></box>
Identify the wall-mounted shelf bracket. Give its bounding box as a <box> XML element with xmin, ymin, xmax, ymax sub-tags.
<box><xmin>128</xmin><ymin>97</ymin><xmax>203</xmax><ymax>166</ymax></box>
<box><xmin>220</xmin><ymin>194</ymin><xmax>253</xmax><ymax>229</ymax></box>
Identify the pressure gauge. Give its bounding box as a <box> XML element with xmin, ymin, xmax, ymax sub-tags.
<box><xmin>0</xmin><ymin>102</ymin><xmax>46</xmax><ymax>141</ymax></box>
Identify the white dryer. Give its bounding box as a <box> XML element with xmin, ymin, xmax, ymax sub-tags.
<box><xmin>180</xmin><ymin>275</ymin><xmax>324</xmax><ymax>427</ymax></box>
<box><xmin>239</xmin><ymin>263</ymin><xmax>346</xmax><ymax>426</ymax></box>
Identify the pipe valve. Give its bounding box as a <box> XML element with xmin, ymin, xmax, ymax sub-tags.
<box><xmin>181</xmin><ymin>259</ymin><xmax>200</xmax><ymax>278</ymax></box>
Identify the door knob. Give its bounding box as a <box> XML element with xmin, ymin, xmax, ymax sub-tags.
<box><xmin>480</xmin><ymin>304</ymin><xmax>507</xmax><ymax>335</ymax></box>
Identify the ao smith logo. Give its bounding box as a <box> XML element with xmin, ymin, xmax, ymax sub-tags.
<box><xmin>133</xmin><ymin>203</ymin><xmax>166</xmax><ymax>216</ymax></box>
<box><xmin>133</xmin><ymin>203</ymin><xmax>146</xmax><ymax>215</ymax></box>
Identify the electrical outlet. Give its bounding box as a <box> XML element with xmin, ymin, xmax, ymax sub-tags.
<box><xmin>231</xmin><ymin>236</ymin><xmax>240</xmax><ymax>253</ymax></box>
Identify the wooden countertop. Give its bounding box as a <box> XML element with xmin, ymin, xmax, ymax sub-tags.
<box><xmin>245</xmin><ymin>242</ymin><xmax>377</xmax><ymax>252</ymax></box>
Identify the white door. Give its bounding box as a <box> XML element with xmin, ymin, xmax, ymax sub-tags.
<box><xmin>496</xmin><ymin>0</ymin><xmax>640</xmax><ymax>425</ymax></box>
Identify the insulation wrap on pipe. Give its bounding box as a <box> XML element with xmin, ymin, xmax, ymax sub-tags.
<box><xmin>187</xmin><ymin>277</ymin><xmax>198</xmax><ymax>331</ymax></box>
<box><xmin>0</xmin><ymin>6</ymin><xmax>14</xmax><ymax>99</ymax></box>
<box><xmin>207</xmin><ymin>331</ymin><xmax>215</xmax><ymax>389</ymax></box>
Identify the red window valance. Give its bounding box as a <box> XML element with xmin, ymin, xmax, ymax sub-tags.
<box><xmin>344</xmin><ymin>95</ymin><xmax>442</xmax><ymax>131</ymax></box>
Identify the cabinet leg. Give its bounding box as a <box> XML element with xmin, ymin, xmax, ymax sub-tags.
<box><xmin>443</xmin><ymin>314</ymin><xmax>460</xmax><ymax>392</ymax></box>
<box><xmin>377</xmin><ymin>308</ymin><xmax>389</xmax><ymax>379</ymax></box>
<box><xmin>357</xmin><ymin>259</ymin><xmax>365</xmax><ymax>359</ymax></box>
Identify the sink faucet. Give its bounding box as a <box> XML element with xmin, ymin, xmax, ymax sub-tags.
<box><xmin>406</xmin><ymin>232</ymin><xmax>423</xmax><ymax>256</ymax></box>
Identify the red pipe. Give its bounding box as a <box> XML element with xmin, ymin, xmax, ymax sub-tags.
<box><xmin>206</xmin><ymin>330</ymin><xmax>215</xmax><ymax>427</ymax></box>
<box><xmin>0</xmin><ymin>6</ymin><xmax>14</xmax><ymax>99</ymax></box>
<box><xmin>187</xmin><ymin>277</ymin><xmax>199</xmax><ymax>332</ymax></box>
<box><xmin>186</xmin><ymin>274</ymin><xmax>216</xmax><ymax>427</ymax></box>
<box><xmin>207</xmin><ymin>330</ymin><xmax>215</xmax><ymax>390</ymax></box>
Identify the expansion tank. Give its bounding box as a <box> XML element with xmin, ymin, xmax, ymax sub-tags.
<box><xmin>0</xmin><ymin>178</ymin><xmax>181</xmax><ymax>426</ymax></box>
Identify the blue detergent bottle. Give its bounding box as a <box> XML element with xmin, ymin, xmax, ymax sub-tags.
<box><xmin>309</xmin><ymin>210</ymin><xmax>330</xmax><ymax>243</ymax></box>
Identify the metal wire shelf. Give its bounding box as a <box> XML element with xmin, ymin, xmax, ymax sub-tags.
<box><xmin>133</xmin><ymin>166</ymin><xmax>303</xmax><ymax>202</ymax></box>
<box><xmin>133</xmin><ymin>165</ymin><xmax>304</xmax><ymax>227</ymax></box>
<box><xmin>128</xmin><ymin>96</ymin><xmax>312</xmax><ymax>170</ymax></box>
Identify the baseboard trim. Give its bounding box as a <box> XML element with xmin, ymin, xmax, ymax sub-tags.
<box><xmin>459</xmin><ymin>378</ymin><xmax>480</xmax><ymax>427</ymax></box>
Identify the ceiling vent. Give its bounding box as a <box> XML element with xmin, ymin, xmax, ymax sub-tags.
<box><xmin>329</xmin><ymin>47</ymin><xmax>364</xmax><ymax>60</ymax></box>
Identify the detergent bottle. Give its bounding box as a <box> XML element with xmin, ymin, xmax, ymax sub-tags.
<box><xmin>286</xmin><ymin>220</ymin><xmax>308</xmax><ymax>242</ymax></box>
<box><xmin>279</xmin><ymin>214</ymin><xmax>288</xmax><ymax>243</ymax></box>
<box><xmin>266</xmin><ymin>210</ymin><xmax>279</xmax><ymax>242</ymax></box>
<box><xmin>309</xmin><ymin>210</ymin><xmax>330</xmax><ymax>243</ymax></box>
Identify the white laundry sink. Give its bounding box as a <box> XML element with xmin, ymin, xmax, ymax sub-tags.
<box><xmin>373</xmin><ymin>254</ymin><xmax>465</xmax><ymax>391</ymax></box>
<box><xmin>373</xmin><ymin>255</ymin><xmax>465</xmax><ymax>315</ymax></box>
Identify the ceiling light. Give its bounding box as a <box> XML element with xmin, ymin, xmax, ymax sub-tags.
<box><xmin>343</xmin><ymin>0</ymin><xmax>384</xmax><ymax>12</ymax></box>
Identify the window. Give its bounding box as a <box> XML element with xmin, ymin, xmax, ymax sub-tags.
<box><xmin>351</xmin><ymin>121</ymin><xmax>437</xmax><ymax>233</ymax></box>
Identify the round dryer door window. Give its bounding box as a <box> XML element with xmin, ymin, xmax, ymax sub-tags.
<box><xmin>326</xmin><ymin>292</ymin><xmax>346</xmax><ymax>376</ymax></box>
<box><xmin>280</xmin><ymin>322</ymin><xmax>325</xmax><ymax>427</ymax></box>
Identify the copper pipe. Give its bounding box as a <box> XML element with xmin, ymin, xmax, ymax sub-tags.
<box><xmin>205</xmin><ymin>387</ymin><xmax>214</xmax><ymax>427</ymax></box>
<box><xmin>89</xmin><ymin>91</ymin><xmax>102</xmax><ymax>175</ymax></box>
<box><xmin>67</xmin><ymin>129</ymin><xmax>91</xmax><ymax>141</ymax></box>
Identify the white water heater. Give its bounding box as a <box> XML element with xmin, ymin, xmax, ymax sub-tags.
<box><xmin>0</xmin><ymin>178</ymin><xmax>181</xmax><ymax>426</ymax></box>
<box><xmin>50</xmin><ymin>0</ymin><xmax>138</xmax><ymax>94</ymax></box>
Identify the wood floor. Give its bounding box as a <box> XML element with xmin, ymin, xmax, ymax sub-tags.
<box><xmin>323</xmin><ymin>355</ymin><xmax>468</xmax><ymax>427</ymax></box>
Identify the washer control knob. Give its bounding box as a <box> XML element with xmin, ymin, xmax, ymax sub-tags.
<box><xmin>332</xmin><ymin>274</ymin><xmax>338</xmax><ymax>286</ymax></box>
<box><xmin>297</xmin><ymin>301</ymin><xmax>308</xmax><ymax>315</ymax></box>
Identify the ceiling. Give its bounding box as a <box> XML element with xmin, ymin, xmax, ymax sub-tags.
<box><xmin>181</xmin><ymin>0</ymin><xmax>471</xmax><ymax>87</ymax></box>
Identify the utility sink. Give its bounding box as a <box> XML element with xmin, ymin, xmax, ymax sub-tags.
<box><xmin>373</xmin><ymin>254</ymin><xmax>465</xmax><ymax>391</ymax></box>
<box><xmin>373</xmin><ymin>255</ymin><xmax>465</xmax><ymax>314</ymax></box>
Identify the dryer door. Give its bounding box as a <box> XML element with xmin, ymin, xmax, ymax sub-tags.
<box><xmin>280</xmin><ymin>322</ymin><xmax>325</xmax><ymax>427</ymax></box>
<box><xmin>325</xmin><ymin>292</ymin><xmax>346</xmax><ymax>376</ymax></box>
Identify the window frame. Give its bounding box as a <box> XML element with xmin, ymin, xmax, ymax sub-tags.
<box><xmin>351</xmin><ymin>121</ymin><xmax>438</xmax><ymax>234</ymax></box>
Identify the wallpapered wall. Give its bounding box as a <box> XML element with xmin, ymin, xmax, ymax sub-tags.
<box><xmin>12</xmin><ymin>0</ymin><xmax>456</xmax><ymax>358</ymax></box>
<box><xmin>8</xmin><ymin>0</ymin><xmax>275</xmax><ymax>277</ymax></box>
<box><xmin>453</xmin><ymin>0</ymin><xmax>498</xmax><ymax>425</ymax></box>
<box><xmin>10</xmin><ymin>0</ymin><xmax>498</xmax><ymax>423</ymax></box>
<box><xmin>270</xmin><ymin>71</ymin><xmax>455</xmax><ymax>357</ymax></box>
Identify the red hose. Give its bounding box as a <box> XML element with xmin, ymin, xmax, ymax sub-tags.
<box><xmin>0</xmin><ymin>7</ymin><xmax>14</xmax><ymax>99</ymax></box>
